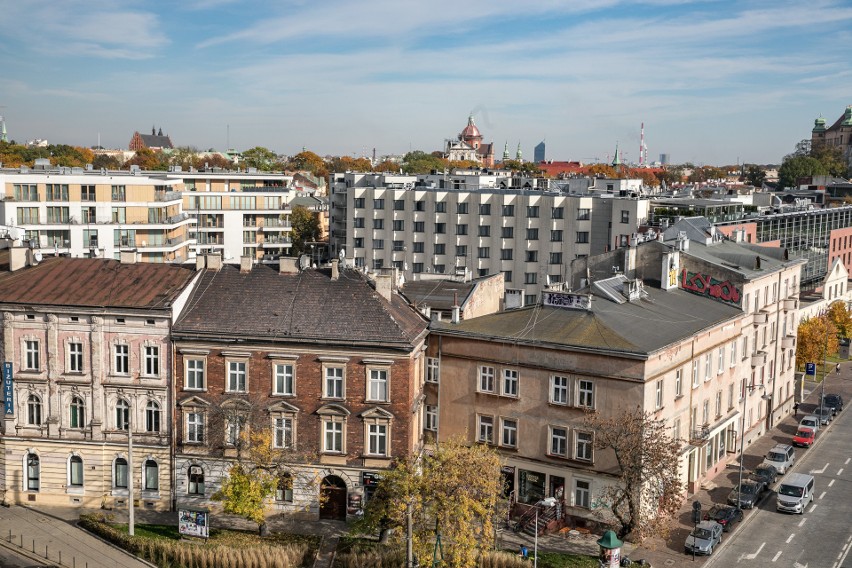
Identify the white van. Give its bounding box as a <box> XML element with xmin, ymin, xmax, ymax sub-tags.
<box><xmin>776</xmin><ymin>473</ymin><xmax>815</xmax><ymax>514</ymax></box>
<box><xmin>762</xmin><ymin>444</ymin><xmax>796</xmax><ymax>474</ymax></box>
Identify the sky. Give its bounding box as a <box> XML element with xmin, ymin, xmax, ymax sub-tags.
<box><xmin>1</xmin><ymin>0</ymin><xmax>851</xmax><ymax>166</ymax></box>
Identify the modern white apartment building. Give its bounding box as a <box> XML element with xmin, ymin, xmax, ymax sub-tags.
<box><xmin>330</xmin><ymin>171</ymin><xmax>651</xmax><ymax>304</ymax></box>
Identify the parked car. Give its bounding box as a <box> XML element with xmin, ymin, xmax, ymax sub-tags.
<box><xmin>727</xmin><ymin>479</ymin><xmax>765</xmax><ymax>509</ymax></box>
<box><xmin>703</xmin><ymin>504</ymin><xmax>744</xmax><ymax>532</ymax></box>
<box><xmin>821</xmin><ymin>393</ymin><xmax>844</xmax><ymax>415</ymax></box>
<box><xmin>792</xmin><ymin>426</ymin><xmax>816</xmax><ymax>448</ymax></box>
<box><xmin>799</xmin><ymin>415</ymin><xmax>820</xmax><ymax>433</ymax></box>
<box><xmin>750</xmin><ymin>464</ymin><xmax>778</xmax><ymax>486</ymax></box>
<box><xmin>762</xmin><ymin>443</ymin><xmax>796</xmax><ymax>474</ymax></box>
<box><xmin>814</xmin><ymin>406</ymin><xmax>833</xmax><ymax>425</ymax></box>
<box><xmin>684</xmin><ymin>520</ymin><xmax>724</xmax><ymax>555</ymax></box>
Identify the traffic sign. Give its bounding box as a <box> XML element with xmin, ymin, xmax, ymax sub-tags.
<box><xmin>805</xmin><ymin>362</ymin><xmax>816</xmax><ymax>376</ymax></box>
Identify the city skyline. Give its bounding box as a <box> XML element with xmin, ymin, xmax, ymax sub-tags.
<box><xmin>1</xmin><ymin>0</ymin><xmax>851</xmax><ymax>165</ymax></box>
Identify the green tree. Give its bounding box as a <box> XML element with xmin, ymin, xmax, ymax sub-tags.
<box><xmin>92</xmin><ymin>153</ymin><xmax>122</xmax><ymax>170</ymax></box>
<box><xmin>796</xmin><ymin>315</ymin><xmax>839</xmax><ymax>372</ymax></box>
<box><xmin>583</xmin><ymin>406</ymin><xmax>684</xmax><ymax>542</ymax></box>
<box><xmin>170</xmin><ymin>146</ymin><xmax>199</xmax><ymax>170</ymax></box>
<box><xmin>241</xmin><ymin>146</ymin><xmax>278</xmax><ymax>171</ymax></box>
<box><xmin>289</xmin><ymin>206</ymin><xmax>321</xmax><ymax>257</ymax></box>
<box><xmin>354</xmin><ymin>437</ymin><xmax>503</xmax><ymax>568</ymax></box>
<box><xmin>401</xmin><ymin>150</ymin><xmax>447</xmax><ymax>174</ymax></box>
<box><xmin>214</xmin><ymin>460</ymin><xmax>275</xmax><ymax>527</ymax></box>
<box><xmin>744</xmin><ymin>165</ymin><xmax>767</xmax><ymax>187</ymax></box>
<box><xmin>810</xmin><ymin>142</ymin><xmax>848</xmax><ymax>177</ymax></box>
<box><xmin>778</xmin><ymin>156</ymin><xmax>827</xmax><ymax>189</ymax></box>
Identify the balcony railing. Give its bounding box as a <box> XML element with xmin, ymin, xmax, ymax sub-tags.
<box><xmin>689</xmin><ymin>425</ymin><xmax>710</xmax><ymax>445</ymax></box>
<box><xmin>155</xmin><ymin>190</ymin><xmax>183</xmax><ymax>202</ymax></box>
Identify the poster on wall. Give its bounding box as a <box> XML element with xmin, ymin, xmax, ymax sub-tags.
<box><xmin>178</xmin><ymin>508</ymin><xmax>209</xmax><ymax>539</ymax></box>
<box><xmin>3</xmin><ymin>362</ymin><xmax>13</xmax><ymax>415</ymax></box>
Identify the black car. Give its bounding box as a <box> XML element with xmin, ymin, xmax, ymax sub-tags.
<box><xmin>821</xmin><ymin>393</ymin><xmax>844</xmax><ymax>415</ymax></box>
<box><xmin>703</xmin><ymin>504</ymin><xmax>744</xmax><ymax>532</ymax></box>
<box><xmin>750</xmin><ymin>464</ymin><xmax>778</xmax><ymax>487</ymax></box>
<box><xmin>727</xmin><ymin>480</ymin><xmax>765</xmax><ymax>509</ymax></box>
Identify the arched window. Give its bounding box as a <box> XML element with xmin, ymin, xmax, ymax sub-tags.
<box><xmin>69</xmin><ymin>456</ymin><xmax>84</xmax><ymax>487</ymax></box>
<box><xmin>143</xmin><ymin>460</ymin><xmax>158</xmax><ymax>491</ymax></box>
<box><xmin>27</xmin><ymin>453</ymin><xmax>40</xmax><ymax>491</ymax></box>
<box><xmin>114</xmin><ymin>458</ymin><xmax>128</xmax><ymax>488</ymax></box>
<box><xmin>188</xmin><ymin>465</ymin><xmax>204</xmax><ymax>495</ymax></box>
<box><xmin>146</xmin><ymin>401</ymin><xmax>161</xmax><ymax>433</ymax></box>
<box><xmin>27</xmin><ymin>395</ymin><xmax>42</xmax><ymax>425</ymax></box>
<box><xmin>70</xmin><ymin>396</ymin><xmax>86</xmax><ymax>429</ymax></box>
<box><xmin>116</xmin><ymin>399</ymin><xmax>129</xmax><ymax>430</ymax></box>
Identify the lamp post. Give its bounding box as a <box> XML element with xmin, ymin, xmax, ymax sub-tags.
<box><xmin>533</xmin><ymin>497</ymin><xmax>556</xmax><ymax>568</ymax></box>
<box><xmin>737</xmin><ymin>378</ymin><xmax>770</xmax><ymax>503</ymax></box>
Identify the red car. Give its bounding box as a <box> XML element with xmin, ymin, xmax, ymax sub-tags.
<box><xmin>792</xmin><ymin>426</ymin><xmax>815</xmax><ymax>448</ymax></box>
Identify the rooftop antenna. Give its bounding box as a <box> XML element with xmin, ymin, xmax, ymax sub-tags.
<box><xmin>0</xmin><ymin>105</ymin><xmax>7</xmax><ymax>143</ymax></box>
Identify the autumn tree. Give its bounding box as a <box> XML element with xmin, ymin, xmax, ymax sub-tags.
<box><xmin>354</xmin><ymin>437</ymin><xmax>503</xmax><ymax>568</ymax></box>
<box><xmin>401</xmin><ymin>150</ymin><xmax>447</xmax><ymax>174</ymax></box>
<box><xmin>194</xmin><ymin>153</ymin><xmax>233</xmax><ymax>170</ymax></box>
<box><xmin>288</xmin><ymin>150</ymin><xmax>329</xmax><ymax>179</ymax></box>
<box><xmin>826</xmin><ymin>301</ymin><xmax>852</xmax><ymax>339</ymax></box>
<box><xmin>632</xmin><ymin>169</ymin><xmax>659</xmax><ymax>187</ymax></box>
<box><xmin>125</xmin><ymin>148</ymin><xmax>169</xmax><ymax>171</ymax></box>
<box><xmin>329</xmin><ymin>155</ymin><xmax>372</xmax><ymax>173</ymax></box>
<box><xmin>796</xmin><ymin>315</ymin><xmax>839</xmax><ymax>374</ymax></box>
<box><xmin>92</xmin><ymin>153</ymin><xmax>122</xmax><ymax>170</ymax></box>
<box><xmin>169</xmin><ymin>146</ymin><xmax>200</xmax><ymax>170</ymax></box>
<box><xmin>583</xmin><ymin>407</ymin><xmax>684</xmax><ymax>542</ymax></box>
<box><xmin>373</xmin><ymin>160</ymin><xmax>401</xmax><ymax>173</ymax></box>
<box><xmin>289</xmin><ymin>205</ymin><xmax>321</xmax><ymax>257</ymax></box>
<box><xmin>586</xmin><ymin>164</ymin><xmax>617</xmax><ymax>178</ymax></box>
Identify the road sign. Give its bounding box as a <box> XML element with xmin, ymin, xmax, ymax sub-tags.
<box><xmin>805</xmin><ymin>362</ymin><xmax>816</xmax><ymax>376</ymax></box>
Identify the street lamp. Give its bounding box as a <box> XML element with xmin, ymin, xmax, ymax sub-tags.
<box><xmin>737</xmin><ymin>379</ymin><xmax>771</xmax><ymax>504</ymax></box>
<box><xmin>533</xmin><ymin>497</ymin><xmax>557</xmax><ymax>568</ymax></box>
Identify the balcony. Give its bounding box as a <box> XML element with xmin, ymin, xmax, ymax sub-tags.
<box><xmin>689</xmin><ymin>425</ymin><xmax>710</xmax><ymax>445</ymax></box>
<box><xmin>781</xmin><ymin>336</ymin><xmax>796</xmax><ymax>349</ymax></box>
<box><xmin>751</xmin><ymin>352</ymin><xmax>767</xmax><ymax>367</ymax></box>
<box><xmin>155</xmin><ymin>190</ymin><xmax>183</xmax><ymax>202</ymax></box>
<box><xmin>752</xmin><ymin>311</ymin><xmax>769</xmax><ymax>325</ymax></box>
<box><xmin>783</xmin><ymin>298</ymin><xmax>798</xmax><ymax>311</ymax></box>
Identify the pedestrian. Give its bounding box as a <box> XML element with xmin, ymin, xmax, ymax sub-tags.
<box><xmin>793</xmin><ymin>402</ymin><xmax>799</xmax><ymax>417</ymax></box>
<box><xmin>836</xmin><ymin>363</ymin><xmax>841</xmax><ymax>373</ymax></box>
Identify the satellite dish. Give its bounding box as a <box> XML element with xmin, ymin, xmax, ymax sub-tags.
<box><xmin>34</xmin><ymin>251</ymin><xmax>43</xmax><ymax>263</ymax></box>
<box><xmin>299</xmin><ymin>254</ymin><xmax>311</xmax><ymax>270</ymax></box>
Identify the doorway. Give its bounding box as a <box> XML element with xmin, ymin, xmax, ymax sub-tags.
<box><xmin>319</xmin><ymin>475</ymin><xmax>347</xmax><ymax>520</ymax></box>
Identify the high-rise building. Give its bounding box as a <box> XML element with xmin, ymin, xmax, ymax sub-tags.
<box><xmin>534</xmin><ymin>141</ymin><xmax>546</xmax><ymax>163</ymax></box>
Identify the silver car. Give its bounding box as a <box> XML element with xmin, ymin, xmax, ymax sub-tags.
<box><xmin>685</xmin><ymin>520</ymin><xmax>723</xmax><ymax>555</ymax></box>
<box><xmin>814</xmin><ymin>406</ymin><xmax>833</xmax><ymax>425</ymax></box>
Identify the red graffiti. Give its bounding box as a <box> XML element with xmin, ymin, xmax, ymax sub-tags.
<box><xmin>680</xmin><ymin>269</ymin><xmax>741</xmax><ymax>305</ymax></box>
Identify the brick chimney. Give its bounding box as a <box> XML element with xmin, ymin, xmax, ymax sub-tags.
<box><xmin>279</xmin><ymin>257</ymin><xmax>299</xmax><ymax>274</ymax></box>
<box><xmin>240</xmin><ymin>255</ymin><xmax>253</xmax><ymax>273</ymax></box>
<box><xmin>375</xmin><ymin>273</ymin><xmax>392</xmax><ymax>302</ymax></box>
<box><xmin>331</xmin><ymin>259</ymin><xmax>339</xmax><ymax>281</ymax></box>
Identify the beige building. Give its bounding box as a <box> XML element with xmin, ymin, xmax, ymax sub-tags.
<box><xmin>0</xmin><ymin>252</ymin><xmax>198</xmax><ymax>510</ymax></box>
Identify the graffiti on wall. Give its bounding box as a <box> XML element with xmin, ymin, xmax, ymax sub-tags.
<box><xmin>680</xmin><ymin>269</ymin><xmax>742</xmax><ymax>306</ymax></box>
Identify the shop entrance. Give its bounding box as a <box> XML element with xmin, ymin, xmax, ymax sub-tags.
<box><xmin>319</xmin><ymin>475</ymin><xmax>347</xmax><ymax>520</ymax></box>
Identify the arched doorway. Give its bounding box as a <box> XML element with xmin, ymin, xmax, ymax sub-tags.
<box><xmin>319</xmin><ymin>475</ymin><xmax>348</xmax><ymax>520</ymax></box>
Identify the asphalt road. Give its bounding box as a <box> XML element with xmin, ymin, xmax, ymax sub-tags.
<box><xmin>708</xmin><ymin>401</ymin><xmax>852</xmax><ymax>567</ymax></box>
<box><xmin>0</xmin><ymin>544</ymin><xmax>48</xmax><ymax>567</ymax></box>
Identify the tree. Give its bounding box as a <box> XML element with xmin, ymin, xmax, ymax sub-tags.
<box><xmin>826</xmin><ymin>301</ymin><xmax>852</xmax><ymax>339</ymax></box>
<box><xmin>241</xmin><ymin>146</ymin><xmax>278</xmax><ymax>171</ymax></box>
<box><xmin>373</xmin><ymin>160</ymin><xmax>401</xmax><ymax>173</ymax></box>
<box><xmin>329</xmin><ymin>155</ymin><xmax>372</xmax><ymax>173</ymax></box>
<box><xmin>401</xmin><ymin>150</ymin><xmax>447</xmax><ymax>174</ymax></box>
<box><xmin>744</xmin><ymin>165</ymin><xmax>766</xmax><ymax>187</ymax></box>
<box><xmin>354</xmin><ymin>437</ymin><xmax>503</xmax><ymax>568</ymax></box>
<box><xmin>632</xmin><ymin>169</ymin><xmax>659</xmax><ymax>187</ymax></box>
<box><xmin>586</xmin><ymin>164</ymin><xmax>617</xmax><ymax>178</ymax></box>
<box><xmin>170</xmin><ymin>146</ymin><xmax>199</xmax><ymax>170</ymax></box>
<box><xmin>777</xmin><ymin>156</ymin><xmax>826</xmax><ymax>189</ymax></box>
<box><xmin>194</xmin><ymin>153</ymin><xmax>233</xmax><ymax>170</ymax></box>
<box><xmin>810</xmin><ymin>142</ymin><xmax>848</xmax><ymax>177</ymax></box>
<box><xmin>796</xmin><ymin>315</ymin><xmax>840</xmax><ymax>372</ymax></box>
<box><xmin>92</xmin><ymin>153</ymin><xmax>122</xmax><ymax>170</ymax></box>
<box><xmin>583</xmin><ymin>407</ymin><xmax>684</xmax><ymax>542</ymax></box>
<box><xmin>289</xmin><ymin>206</ymin><xmax>321</xmax><ymax>257</ymax></box>
<box><xmin>125</xmin><ymin>148</ymin><xmax>169</xmax><ymax>171</ymax></box>
<box><xmin>287</xmin><ymin>150</ymin><xmax>328</xmax><ymax>179</ymax></box>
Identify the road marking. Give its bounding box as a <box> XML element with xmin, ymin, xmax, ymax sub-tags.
<box><xmin>786</xmin><ymin>534</ymin><xmax>795</xmax><ymax>543</ymax></box>
<box><xmin>829</xmin><ymin>479</ymin><xmax>835</xmax><ymax>487</ymax></box>
<box><xmin>798</xmin><ymin>517</ymin><xmax>807</xmax><ymax>527</ymax></box>
<box><xmin>845</xmin><ymin>457</ymin><xmax>850</xmax><ymax>465</ymax></box>
<box><xmin>794</xmin><ymin>562</ymin><xmax>809</xmax><ymax>568</ymax></box>
<box><xmin>809</xmin><ymin>503</ymin><xmax>818</xmax><ymax>513</ymax></box>
<box><xmin>832</xmin><ymin>534</ymin><xmax>852</xmax><ymax>568</ymax></box>
<box><xmin>741</xmin><ymin>542</ymin><xmax>765</xmax><ymax>560</ymax></box>
<box><xmin>773</xmin><ymin>550</ymin><xmax>782</xmax><ymax>562</ymax></box>
<box><xmin>838</xmin><ymin>468</ymin><xmax>844</xmax><ymax>476</ymax></box>
<box><xmin>820</xmin><ymin>491</ymin><xmax>826</xmax><ymax>499</ymax></box>
<box><xmin>811</xmin><ymin>462</ymin><xmax>829</xmax><ymax>474</ymax></box>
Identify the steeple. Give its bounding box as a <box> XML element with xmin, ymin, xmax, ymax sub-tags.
<box><xmin>612</xmin><ymin>142</ymin><xmax>622</xmax><ymax>174</ymax></box>
<box><xmin>516</xmin><ymin>141</ymin><xmax>522</xmax><ymax>161</ymax></box>
<box><xmin>502</xmin><ymin>141</ymin><xmax>510</xmax><ymax>161</ymax></box>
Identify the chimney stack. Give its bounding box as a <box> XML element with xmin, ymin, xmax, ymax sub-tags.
<box><xmin>196</xmin><ymin>254</ymin><xmax>206</xmax><ymax>271</ymax></box>
<box><xmin>375</xmin><ymin>273</ymin><xmax>392</xmax><ymax>302</ymax></box>
<box><xmin>205</xmin><ymin>253</ymin><xmax>223</xmax><ymax>271</ymax></box>
<box><xmin>451</xmin><ymin>291</ymin><xmax>460</xmax><ymax>323</ymax></box>
<box><xmin>279</xmin><ymin>257</ymin><xmax>299</xmax><ymax>274</ymax></box>
<box><xmin>120</xmin><ymin>250</ymin><xmax>137</xmax><ymax>264</ymax></box>
<box><xmin>9</xmin><ymin>246</ymin><xmax>28</xmax><ymax>271</ymax></box>
<box><xmin>331</xmin><ymin>259</ymin><xmax>339</xmax><ymax>281</ymax></box>
<box><xmin>240</xmin><ymin>255</ymin><xmax>253</xmax><ymax>273</ymax></box>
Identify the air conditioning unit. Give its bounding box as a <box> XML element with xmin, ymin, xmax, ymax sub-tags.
<box><xmin>190</xmin><ymin>466</ymin><xmax>202</xmax><ymax>475</ymax></box>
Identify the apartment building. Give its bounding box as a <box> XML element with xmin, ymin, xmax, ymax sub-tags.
<box><xmin>0</xmin><ymin>252</ymin><xmax>199</xmax><ymax>509</ymax></box>
<box><xmin>0</xmin><ymin>164</ymin><xmax>195</xmax><ymax>263</ymax></box>
<box><xmin>426</xmin><ymin>221</ymin><xmax>804</xmax><ymax>524</ymax></box>
<box><xmin>170</xmin><ymin>258</ymin><xmax>428</xmax><ymax>521</ymax></box>
<box><xmin>330</xmin><ymin>171</ymin><xmax>650</xmax><ymax>305</ymax></box>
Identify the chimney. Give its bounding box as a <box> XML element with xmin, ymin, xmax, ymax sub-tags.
<box><xmin>375</xmin><ymin>273</ymin><xmax>392</xmax><ymax>302</ymax></box>
<box><xmin>196</xmin><ymin>255</ymin><xmax>206</xmax><ymax>271</ymax></box>
<box><xmin>331</xmin><ymin>259</ymin><xmax>339</xmax><ymax>281</ymax></box>
<box><xmin>451</xmin><ymin>291</ymin><xmax>460</xmax><ymax>323</ymax></box>
<box><xmin>240</xmin><ymin>255</ymin><xmax>253</xmax><ymax>273</ymax></box>
<box><xmin>9</xmin><ymin>246</ymin><xmax>28</xmax><ymax>271</ymax></box>
<box><xmin>205</xmin><ymin>253</ymin><xmax>223</xmax><ymax>271</ymax></box>
<box><xmin>279</xmin><ymin>257</ymin><xmax>299</xmax><ymax>274</ymax></box>
<box><xmin>120</xmin><ymin>250</ymin><xmax>137</xmax><ymax>264</ymax></box>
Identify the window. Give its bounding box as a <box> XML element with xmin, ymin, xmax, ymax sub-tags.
<box><xmin>730</xmin><ymin>340</ymin><xmax>737</xmax><ymax>367</ymax></box>
<box><xmin>728</xmin><ymin>383</ymin><xmax>735</xmax><ymax>410</ymax></box>
<box><xmin>114</xmin><ymin>458</ymin><xmax>128</xmax><ymax>488</ymax></box>
<box><xmin>478</xmin><ymin>415</ymin><xmax>494</xmax><ymax>443</ymax></box>
<box><xmin>524</xmin><ymin>273</ymin><xmax>537</xmax><ymax>284</ymax></box>
<box><xmin>526</xmin><ymin>228</ymin><xmax>539</xmax><ymax>240</ymax></box>
<box><xmin>550</xmin><ymin>427</ymin><xmax>567</xmax><ymax>456</ymax></box>
<box><xmin>479</xmin><ymin>366</ymin><xmax>495</xmax><ymax>392</ymax></box>
<box><xmin>144</xmin><ymin>460</ymin><xmax>158</xmax><ymax>491</ymax></box>
<box><xmin>477</xmin><ymin>247</ymin><xmax>490</xmax><ymax>259</ymax></box>
<box><xmin>501</xmin><ymin>418</ymin><xmax>517</xmax><ymax>447</ymax></box>
<box><xmin>353</xmin><ymin>237</ymin><xmax>364</xmax><ymax>248</ymax></box>
<box><xmin>373</xmin><ymin>198</ymin><xmax>385</xmax><ymax>210</ymax></box>
<box><xmin>525</xmin><ymin>250</ymin><xmax>538</xmax><ymax>262</ymax></box>
<box><xmin>25</xmin><ymin>340</ymin><xmax>40</xmax><ymax>371</ymax></box>
<box><xmin>705</xmin><ymin>353</ymin><xmax>712</xmax><ymax>380</ymax></box>
<box><xmin>524</xmin><ymin>294</ymin><xmax>537</xmax><ymax>306</ymax></box>
<box><xmin>577</xmin><ymin>209</ymin><xmax>591</xmax><ymax>220</ymax></box>
<box><xmin>692</xmin><ymin>360</ymin><xmax>699</xmax><ymax>387</ymax></box>
<box><xmin>324</xmin><ymin>367</ymin><xmax>344</xmax><ymax>398</ymax></box>
<box><xmin>274</xmin><ymin>417</ymin><xmax>293</xmax><ymax>448</ymax></box>
<box><xmin>551</xmin><ymin>207</ymin><xmax>564</xmax><ymax>219</ymax></box>
<box><xmin>276</xmin><ymin>475</ymin><xmax>293</xmax><ymax>502</ymax></box>
<box><xmin>188</xmin><ymin>466</ymin><xmax>205</xmax><ymax>494</ymax></box>
<box><xmin>353</xmin><ymin>217</ymin><xmax>365</xmax><ymax>228</ymax></box>
<box><xmin>68</xmin><ymin>342</ymin><xmax>83</xmax><ymax>373</ymax></box>
<box><xmin>576</xmin><ymin>232</ymin><xmax>589</xmax><ymax>243</ymax></box>
<box><xmin>717</xmin><ymin>346</ymin><xmax>725</xmax><ymax>372</ymax></box>
<box><xmin>675</xmin><ymin>369</ymin><xmax>683</xmax><ymax>397</ymax></box>
<box><xmin>479</xmin><ymin>203</ymin><xmax>491</xmax><ymax>215</ymax></box>
<box><xmin>503</xmin><ymin>270</ymin><xmax>512</xmax><ymax>282</ymax></box>
<box><xmin>478</xmin><ymin>225</ymin><xmax>490</xmax><ymax>237</ymax></box>
<box><xmin>577</xmin><ymin>380</ymin><xmax>594</xmax><ymax>408</ymax></box>
<box><xmin>274</xmin><ymin>363</ymin><xmax>295</xmax><ymax>395</ymax></box>
<box><xmin>368</xmin><ymin>423</ymin><xmax>388</xmax><ymax>456</ymax></box>
<box><xmin>187</xmin><ymin>412</ymin><xmax>204</xmax><ymax>443</ymax></box>
<box><xmin>426</xmin><ymin>357</ymin><xmax>440</xmax><ymax>383</ymax></box>
<box><xmin>368</xmin><ymin>369</ymin><xmax>389</xmax><ymax>402</ymax></box>
<box><xmin>115</xmin><ymin>399</ymin><xmax>130</xmax><ymax>430</ymax></box>
<box><xmin>433</xmin><ymin>243</ymin><xmax>445</xmax><ymax>255</ymax></box>
<box><xmin>186</xmin><ymin>359</ymin><xmax>205</xmax><ymax>390</ymax></box>
<box><xmin>27</xmin><ymin>394</ymin><xmax>42</xmax><ymax>425</ymax></box>
<box><xmin>70</xmin><ymin>396</ymin><xmax>85</xmax><ymax>429</ymax></box>
<box><xmin>424</xmin><ymin>405</ymin><xmax>438</xmax><ymax>431</ymax></box>
<box><xmin>575</xmin><ymin>431</ymin><xmax>593</xmax><ymax>461</ymax></box>
<box><xmin>501</xmin><ymin>249</ymin><xmax>513</xmax><ymax>260</ymax></box>
<box><xmin>621</xmin><ymin>210</ymin><xmax>630</xmax><ymax>223</ymax></box>
<box><xmin>114</xmin><ymin>344</ymin><xmax>129</xmax><ymax>374</ymax></box>
<box><xmin>323</xmin><ymin>421</ymin><xmax>343</xmax><ymax>453</ymax></box>
<box><xmin>413</xmin><ymin>221</ymin><xmax>425</xmax><ymax>233</ymax></box>
<box><xmin>673</xmin><ymin>417</ymin><xmax>682</xmax><ymax>441</ymax></box>
<box><xmin>435</xmin><ymin>223</ymin><xmax>446</xmax><ymax>234</ymax></box>
<box><xmin>413</xmin><ymin>263</ymin><xmax>423</xmax><ymax>273</ymax></box>
<box><xmin>456</xmin><ymin>224</ymin><xmax>468</xmax><ymax>235</ymax></box>
<box><xmin>550</xmin><ymin>230</ymin><xmax>563</xmax><ymax>242</ymax></box>
<box><xmin>456</xmin><ymin>202</ymin><xmax>468</xmax><ymax>214</ymax></box>
<box><xmin>413</xmin><ymin>242</ymin><xmax>424</xmax><ymax>253</ymax></box>
<box><xmin>502</xmin><ymin>369</ymin><xmax>519</xmax><ymax>397</ymax></box>
<box><xmin>372</xmin><ymin>239</ymin><xmax>384</xmax><ymax>250</ymax></box>
<box><xmin>435</xmin><ymin>201</ymin><xmax>446</xmax><ymax>213</ymax></box>
<box><xmin>146</xmin><ymin>401</ymin><xmax>160</xmax><ymax>432</ymax></box>
<box><xmin>655</xmin><ymin>380</ymin><xmax>663</xmax><ymax>409</ymax></box>
<box><xmin>393</xmin><ymin>240</ymin><xmax>404</xmax><ymax>252</ymax></box>
<box><xmin>527</xmin><ymin>206</ymin><xmax>539</xmax><ymax>218</ymax></box>
<box><xmin>228</xmin><ymin>361</ymin><xmax>247</xmax><ymax>392</ymax></box>
<box><xmin>551</xmin><ymin>375</ymin><xmax>569</xmax><ymax>405</ymax></box>
<box><xmin>225</xmin><ymin>418</ymin><xmax>241</xmax><ymax>446</ymax></box>
<box><xmin>456</xmin><ymin>245</ymin><xmax>467</xmax><ymax>257</ymax></box>
<box><xmin>393</xmin><ymin>220</ymin><xmax>404</xmax><ymax>231</ymax></box>
<box><xmin>549</xmin><ymin>252</ymin><xmax>562</xmax><ymax>265</ymax></box>
<box><xmin>574</xmin><ymin>479</ymin><xmax>590</xmax><ymax>508</ymax></box>
<box><xmin>500</xmin><ymin>204</ymin><xmax>514</xmax><ymax>217</ymax></box>
<box><xmin>70</xmin><ymin>456</ymin><xmax>84</xmax><ymax>487</ymax></box>
<box><xmin>501</xmin><ymin>226</ymin><xmax>514</xmax><ymax>238</ymax></box>
<box><xmin>715</xmin><ymin>390</ymin><xmax>722</xmax><ymax>417</ymax></box>
<box><xmin>372</xmin><ymin>219</ymin><xmax>384</xmax><ymax>230</ymax></box>
<box><xmin>144</xmin><ymin>346</ymin><xmax>159</xmax><ymax>377</ymax></box>
<box><xmin>25</xmin><ymin>453</ymin><xmax>41</xmax><ymax>492</ymax></box>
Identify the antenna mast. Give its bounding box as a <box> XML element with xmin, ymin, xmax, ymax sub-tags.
<box><xmin>639</xmin><ymin>122</ymin><xmax>644</xmax><ymax>166</ymax></box>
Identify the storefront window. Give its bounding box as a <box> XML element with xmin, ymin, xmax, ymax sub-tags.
<box><xmin>518</xmin><ymin>469</ymin><xmax>545</xmax><ymax>504</ymax></box>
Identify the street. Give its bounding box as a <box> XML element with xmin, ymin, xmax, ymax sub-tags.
<box><xmin>0</xmin><ymin>544</ymin><xmax>48</xmax><ymax>567</ymax></box>
<box><xmin>708</xmin><ymin>397</ymin><xmax>852</xmax><ymax>567</ymax></box>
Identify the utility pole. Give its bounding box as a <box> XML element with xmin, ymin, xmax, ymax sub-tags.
<box><xmin>128</xmin><ymin>410</ymin><xmax>135</xmax><ymax>536</ymax></box>
<box><xmin>406</xmin><ymin>500</ymin><xmax>414</xmax><ymax>567</ymax></box>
